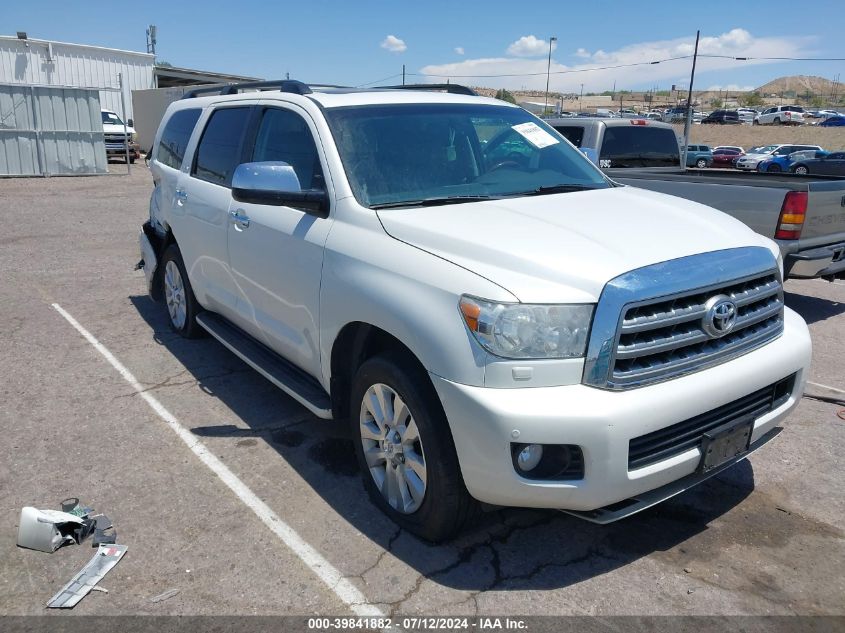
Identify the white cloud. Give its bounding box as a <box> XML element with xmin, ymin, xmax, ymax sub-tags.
<box><xmin>706</xmin><ymin>84</ymin><xmax>756</xmax><ymax>92</ymax></box>
<box><xmin>506</xmin><ymin>35</ymin><xmax>557</xmax><ymax>58</ymax></box>
<box><xmin>455</xmin><ymin>47</ymin><xmax>465</xmax><ymax>56</ymax></box>
<box><xmin>421</xmin><ymin>29</ymin><xmax>815</xmax><ymax>92</ymax></box>
<box><xmin>380</xmin><ymin>35</ymin><xmax>407</xmax><ymax>53</ymax></box>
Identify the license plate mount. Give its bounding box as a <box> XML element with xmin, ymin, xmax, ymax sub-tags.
<box><xmin>698</xmin><ymin>417</ymin><xmax>754</xmax><ymax>473</ymax></box>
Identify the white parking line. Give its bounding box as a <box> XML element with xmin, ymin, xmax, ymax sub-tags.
<box><xmin>51</xmin><ymin>303</ymin><xmax>383</xmax><ymax>617</ymax></box>
<box><xmin>806</xmin><ymin>381</ymin><xmax>845</xmax><ymax>396</ymax></box>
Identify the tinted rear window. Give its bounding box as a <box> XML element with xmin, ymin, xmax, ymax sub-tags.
<box><xmin>552</xmin><ymin>125</ymin><xmax>585</xmax><ymax>147</ymax></box>
<box><xmin>156</xmin><ymin>108</ymin><xmax>201</xmax><ymax>169</ymax></box>
<box><xmin>599</xmin><ymin>126</ymin><xmax>680</xmax><ymax>167</ymax></box>
<box><xmin>192</xmin><ymin>107</ymin><xmax>251</xmax><ymax>187</ymax></box>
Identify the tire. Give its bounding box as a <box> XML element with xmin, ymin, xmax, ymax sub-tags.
<box><xmin>773</xmin><ymin>117</ymin><xmax>781</xmax><ymax>125</ymax></box>
<box><xmin>160</xmin><ymin>244</ymin><xmax>204</xmax><ymax>338</ymax></box>
<box><xmin>794</xmin><ymin>165</ymin><xmax>809</xmax><ymax>175</ymax></box>
<box><xmin>753</xmin><ymin>119</ymin><xmax>759</xmax><ymax>126</ymax></box>
<box><xmin>695</xmin><ymin>159</ymin><xmax>707</xmax><ymax>169</ymax></box>
<box><xmin>767</xmin><ymin>163</ymin><xmax>782</xmax><ymax>173</ymax></box>
<box><xmin>129</xmin><ymin>155</ymin><xmax>136</xmax><ymax>164</ymax></box>
<box><xmin>350</xmin><ymin>352</ymin><xmax>478</xmax><ymax>542</ymax></box>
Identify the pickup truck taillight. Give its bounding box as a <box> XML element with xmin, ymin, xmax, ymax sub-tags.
<box><xmin>775</xmin><ymin>191</ymin><xmax>807</xmax><ymax>239</ymax></box>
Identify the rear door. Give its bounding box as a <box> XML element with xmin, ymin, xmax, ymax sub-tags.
<box><xmin>225</xmin><ymin>103</ymin><xmax>334</xmax><ymax>378</ymax></box>
<box><xmin>173</xmin><ymin>105</ymin><xmax>252</xmax><ymax>319</ymax></box>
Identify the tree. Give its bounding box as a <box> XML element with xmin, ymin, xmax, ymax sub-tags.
<box><xmin>710</xmin><ymin>98</ymin><xmax>723</xmax><ymax>109</ymax></box>
<box><xmin>494</xmin><ymin>89</ymin><xmax>516</xmax><ymax>104</ymax></box>
<box><xmin>810</xmin><ymin>95</ymin><xmax>825</xmax><ymax>108</ymax></box>
<box><xmin>738</xmin><ymin>92</ymin><xmax>764</xmax><ymax>107</ymax></box>
<box><xmin>156</xmin><ymin>60</ymin><xmax>174</xmax><ymax>68</ymax></box>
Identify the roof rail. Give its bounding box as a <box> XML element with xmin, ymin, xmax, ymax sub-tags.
<box><xmin>181</xmin><ymin>80</ymin><xmax>350</xmax><ymax>100</ymax></box>
<box><xmin>375</xmin><ymin>83</ymin><xmax>478</xmax><ymax>96</ymax></box>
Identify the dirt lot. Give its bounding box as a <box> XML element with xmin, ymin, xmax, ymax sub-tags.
<box><xmin>679</xmin><ymin>124</ymin><xmax>845</xmax><ymax>151</ymax></box>
<box><xmin>0</xmin><ymin>166</ymin><xmax>844</xmax><ymax>623</ymax></box>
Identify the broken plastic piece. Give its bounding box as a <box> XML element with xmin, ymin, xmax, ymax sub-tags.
<box><xmin>17</xmin><ymin>508</ymin><xmax>84</xmax><ymax>553</ymax></box>
<box><xmin>150</xmin><ymin>588</ymin><xmax>180</xmax><ymax>603</ymax></box>
<box><xmin>92</xmin><ymin>515</ymin><xmax>116</xmax><ymax>547</ymax></box>
<box><xmin>47</xmin><ymin>544</ymin><xmax>127</xmax><ymax>608</ymax></box>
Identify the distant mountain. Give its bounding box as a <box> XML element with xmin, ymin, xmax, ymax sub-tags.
<box><xmin>754</xmin><ymin>75</ymin><xmax>839</xmax><ymax>96</ymax></box>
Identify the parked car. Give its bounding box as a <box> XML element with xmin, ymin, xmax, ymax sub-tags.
<box><xmin>643</xmin><ymin>112</ymin><xmax>663</xmax><ymax>121</ymax></box>
<box><xmin>662</xmin><ymin>106</ymin><xmax>689</xmax><ymax>123</ymax></box>
<box><xmin>756</xmin><ymin>150</ymin><xmax>824</xmax><ymax>173</ymax></box>
<box><xmin>686</xmin><ymin>144</ymin><xmax>713</xmax><ymax>168</ymax></box>
<box><xmin>735</xmin><ymin>144</ymin><xmax>823</xmax><ymax>171</ymax></box>
<box><xmin>140</xmin><ymin>80</ymin><xmax>812</xmax><ymax>540</ymax></box>
<box><xmin>819</xmin><ymin>115</ymin><xmax>845</xmax><ymax>127</ymax></box>
<box><xmin>711</xmin><ymin>148</ymin><xmax>743</xmax><ymax>166</ymax></box>
<box><xmin>754</xmin><ymin>106</ymin><xmax>806</xmax><ymax>126</ymax></box>
<box><xmin>701</xmin><ymin>110</ymin><xmax>740</xmax><ymax>125</ymax></box>
<box><xmin>791</xmin><ymin>151</ymin><xmax>845</xmax><ymax>176</ymax></box>
<box><xmin>101</xmin><ymin>109</ymin><xmax>140</xmax><ymax>163</ymax></box>
<box><xmin>714</xmin><ymin>145</ymin><xmax>745</xmax><ymax>154</ymax></box>
<box><xmin>737</xmin><ymin>108</ymin><xmax>758</xmax><ymax>124</ymax></box>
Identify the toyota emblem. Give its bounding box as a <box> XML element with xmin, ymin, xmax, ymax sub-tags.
<box><xmin>702</xmin><ymin>295</ymin><xmax>737</xmax><ymax>338</ymax></box>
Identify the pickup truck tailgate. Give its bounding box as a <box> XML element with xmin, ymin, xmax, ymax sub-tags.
<box><xmin>803</xmin><ymin>180</ymin><xmax>845</xmax><ymax>241</ymax></box>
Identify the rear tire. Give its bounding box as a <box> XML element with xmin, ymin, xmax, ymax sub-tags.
<box><xmin>350</xmin><ymin>352</ymin><xmax>478</xmax><ymax>542</ymax></box>
<box><xmin>695</xmin><ymin>159</ymin><xmax>707</xmax><ymax>169</ymax></box>
<box><xmin>773</xmin><ymin>117</ymin><xmax>782</xmax><ymax>125</ymax></box>
<box><xmin>793</xmin><ymin>165</ymin><xmax>809</xmax><ymax>175</ymax></box>
<box><xmin>160</xmin><ymin>244</ymin><xmax>204</xmax><ymax>338</ymax></box>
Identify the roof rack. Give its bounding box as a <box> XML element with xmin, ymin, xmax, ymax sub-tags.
<box><xmin>374</xmin><ymin>83</ymin><xmax>478</xmax><ymax>96</ymax></box>
<box><xmin>180</xmin><ymin>80</ymin><xmax>478</xmax><ymax>100</ymax></box>
<box><xmin>181</xmin><ymin>80</ymin><xmax>351</xmax><ymax>100</ymax></box>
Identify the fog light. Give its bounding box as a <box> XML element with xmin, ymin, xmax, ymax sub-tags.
<box><xmin>516</xmin><ymin>444</ymin><xmax>543</xmax><ymax>472</ymax></box>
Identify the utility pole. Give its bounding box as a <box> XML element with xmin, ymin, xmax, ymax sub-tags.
<box><xmin>681</xmin><ymin>30</ymin><xmax>700</xmax><ymax>169</ymax></box>
<box><xmin>145</xmin><ymin>25</ymin><xmax>157</xmax><ymax>55</ymax></box>
<box><xmin>544</xmin><ymin>36</ymin><xmax>557</xmax><ymax>116</ymax></box>
<box><xmin>402</xmin><ymin>64</ymin><xmax>405</xmax><ymax>86</ymax></box>
<box><xmin>579</xmin><ymin>83</ymin><xmax>584</xmax><ymax>112</ymax></box>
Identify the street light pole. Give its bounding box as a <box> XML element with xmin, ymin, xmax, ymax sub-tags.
<box><xmin>681</xmin><ymin>30</ymin><xmax>700</xmax><ymax>169</ymax></box>
<box><xmin>579</xmin><ymin>83</ymin><xmax>584</xmax><ymax>112</ymax></box>
<box><xmin>544</xmin><ymin>36</ymin><xmax>557</xmax><ymax>116</ymax></box>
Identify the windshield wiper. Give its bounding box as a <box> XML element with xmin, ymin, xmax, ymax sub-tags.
<box><xmin>370</xmin><ymin>195</ymin><xmax>499</xmax><ymax>210</ymax></box>
<box><xmin>518</xmin><ymin>184</ymin><xmax>601</xmax><ymax>196</ymax></box>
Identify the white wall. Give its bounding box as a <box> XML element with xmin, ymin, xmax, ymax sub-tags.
<box><xmin>0</xmin><ymin>36</ymin><xmax>154</xmax><ymax>120</ymax></box>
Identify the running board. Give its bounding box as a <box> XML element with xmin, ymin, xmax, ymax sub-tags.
<box><xmin>196</xmin><ymin>312</ymin><xmax>332</xmax><ymax>419</ymax></box>
<box><xmin>561</xmin><ymin>427</ymin><xmax>782</xmax><ymax>524</ymax></box>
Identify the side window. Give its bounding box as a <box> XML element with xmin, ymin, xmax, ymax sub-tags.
<box><xmin>156</xmin><ymin>108</ymin><xmax>201</xmax><ymax>169</ymax></box>
<box><xmin>552</xmin><ymin>125</ymin><xmax>585</xmax><ymax>147</ymax></box>
<box><xmin>251</xmin><ymin>108</ymin><xmax>325</xmax><ymax>190</ymax></box>
<box><xmin>193</xmin><ymin>107</ymin><xmax>251</xmax><ymax>187</ymax></box>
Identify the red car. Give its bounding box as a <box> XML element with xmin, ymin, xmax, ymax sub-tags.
<box><xmin>711</xmin><ymin>148</ymin><xmax>743</xmax><ymax>167</ymax></box>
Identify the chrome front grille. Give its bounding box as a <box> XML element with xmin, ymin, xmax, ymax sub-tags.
<box><xmin>583</xmin><ymin>248</ymin><xmax>785</xmax><ymax>390</ymax></box>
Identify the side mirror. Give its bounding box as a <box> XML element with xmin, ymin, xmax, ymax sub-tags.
<box><xmin>231</xmin><ymin>162</ymin><xmax>329</xmax><ymax>217</ymax></box>
<box><xmin>127</xmin><ymin>118</ymin><xmax>134</xmax><ymax>127</ymax></box>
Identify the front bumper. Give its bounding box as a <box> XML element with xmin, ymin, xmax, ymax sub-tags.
<box><xmin>785</xmin><ymin>242</ymin><xmax>845</xmax><ymax>279</ymax></box>
<box><xmin>432</xmin><ymin>307</ymin><xmax>811</xmax><ymax>516</ymax></box>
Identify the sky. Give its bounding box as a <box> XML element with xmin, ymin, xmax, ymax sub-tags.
<box><xmin>4</xmin><ymin>0</ymin><xmax>844</xmax><ymax>94</ymax></box>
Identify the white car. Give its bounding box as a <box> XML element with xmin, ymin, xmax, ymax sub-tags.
<box><xmin>754</xmin><ymin>106</ymin><xmax>806</xmax><ymax>126</ymax></box>
<box><xmin>139</xmin><ymin>80</ymin><xmax>811</xmax><ymax>540</ymax></box>
<box><xmin>736</xmin><ymin>144</ymin><xmax>824</xmax><ymax>171</ymax></box>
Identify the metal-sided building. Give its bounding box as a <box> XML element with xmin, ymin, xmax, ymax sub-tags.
<box><xmin>0</xmin><ymin>35</ymin><xmax>154</xmax><ymax>176</ymax></box>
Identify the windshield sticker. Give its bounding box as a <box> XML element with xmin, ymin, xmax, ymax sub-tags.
<box><xmin>511</xmin><ymin>122</ymin><xmax>560</xmax><ymax>149</ymax></box>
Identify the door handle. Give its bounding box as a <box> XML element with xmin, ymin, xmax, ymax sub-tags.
<box><xmin>174</xmin><ymin>189</ymin><xmax>188</xmax><ymax>206</ymax></box>
<box><xmin>229</xmin><ymin>209</ymin><xmax>250</xmax><ymax>229</ymax></box>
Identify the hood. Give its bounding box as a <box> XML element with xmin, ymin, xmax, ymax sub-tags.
<box><xmin>377</xmin><ymin>186</ymin><xmax>771</xmax><ymax>303</ymax></box>
<box><xmin>102</xmin><ymin>123</ymin><xmax>136</xmax><ymax>134</ymax></box>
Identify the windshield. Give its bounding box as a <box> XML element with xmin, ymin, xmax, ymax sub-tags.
<box><xmin>325</xmin><ymin>103</ymin><xmax>610</xmax><ymax>208</ymax></box>
<box><xmin>101</xmin><ymin>111</ymin><xmax>124</xmax><ymax>126</ymax></box>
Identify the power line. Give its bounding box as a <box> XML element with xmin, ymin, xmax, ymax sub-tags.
<box><xmin>356</xmin><ymin>73</ymin><xmax>404</xmax><ymax>87</ymax></box>
<box><xmin>412</xmin><ymin>56</ymin><xmax>694</xmax><ymax>79</ymax></box>
<box><xmin>698</xmin><ymin>54</ymin><xmax>845</xmax><ymax>61</ymax></box>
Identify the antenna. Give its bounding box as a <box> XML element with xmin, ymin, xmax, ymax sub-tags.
<box><xmin>146</xmin><ymin>25</ymin><xmax>157</xmax><ymax>55</ymax></box>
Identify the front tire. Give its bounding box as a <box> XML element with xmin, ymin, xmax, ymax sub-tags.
<box><xmin>767</xmin><ymin>163</ymin><xmax>782</xmax><ymax>173</ymax></box>
<box><xmin>160</xmin><ymin>244</ymin><xmax>204</xmax><ymax>338</ymax></box>
<box><xmin>695</xmin><ymin>159</ymin><xmax>707</xmax><ymax>168</ymax></box>
<box><xmin>793</xmin><ymin>165</ymin><xmax>809</xmax><ymax>175</ymax></box>
<box><xmin>350</xmin><ymin>353</ymin><xmax>477</xmax><ymax>542</ymax></box>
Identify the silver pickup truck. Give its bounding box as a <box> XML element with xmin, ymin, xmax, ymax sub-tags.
<box><xmin>548</xmin><ymin>117</ymin><xmax>845</xmax><ymax>280</ymax></box>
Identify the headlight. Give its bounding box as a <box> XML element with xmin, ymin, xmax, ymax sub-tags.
<box><xmin>459</xmin><ymin>295</ymin><xmax>593</xmax><ymax>359</ymax></box>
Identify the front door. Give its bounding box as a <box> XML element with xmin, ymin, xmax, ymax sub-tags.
<box><xmin>226</xmin><ymin>104</ymin><xmax>334</xmax><ymax>378</ymax></box>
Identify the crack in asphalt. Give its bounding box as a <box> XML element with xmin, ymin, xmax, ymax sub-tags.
<box><xmin>115</xmin><ymin>366</ymin><xmax>252</xmax><ymax>398</ymax></box>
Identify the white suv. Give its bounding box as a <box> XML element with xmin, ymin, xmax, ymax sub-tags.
<box><xmin>754</xmin><ymin>105</ymin><xmax>806</xmax><ymax>126</ymax></box>
<box><xmin>139</xmin><ymin>80</ymin><xmax>811</xmax><ymax>540</ymax></box>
